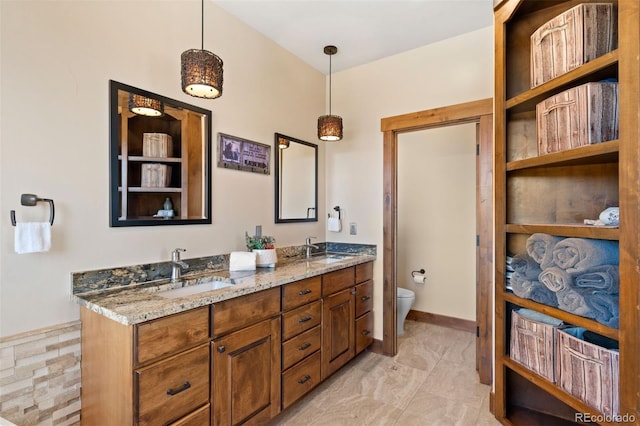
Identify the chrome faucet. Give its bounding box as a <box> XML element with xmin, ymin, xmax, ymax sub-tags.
<box><xmin>171</xmin><ymin>248</ymin><xmax>189</xmax><ymax>282</ymax></box>
<box><xmin>304</xmin><ymin>237</ymin><xmax>319</xmax><ymax>259</ymax></box>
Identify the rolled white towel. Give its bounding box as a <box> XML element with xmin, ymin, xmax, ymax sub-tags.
<box><xmin>229</xmin><ymin>251</ymin><xmax>257</xmax><ymax>271</ymax></box>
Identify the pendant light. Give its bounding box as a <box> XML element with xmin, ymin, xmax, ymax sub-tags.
<box><xmin>181</xmin><ymin>0</ymin><xmax>223</xmax><ymax>99</ymax></box>
<box><xmin>278</xmin><ymin>136</ymin><xmax>290</xmax><ymax>149</ymax></box>
<box><xmin>317</xmin><ymin>45</ymin><xmax>343</xmax><ymax>141</ymax></box>
<box><xmin>128</xmin><ymin>94</ymin><xmax>163</xmax><ymax>117</ymax></box>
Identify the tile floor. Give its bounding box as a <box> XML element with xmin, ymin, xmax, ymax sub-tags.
<box><xmin>274</xmin><ymin>320</ymin><xmax>502</xmax><ymax>425</ymax></box>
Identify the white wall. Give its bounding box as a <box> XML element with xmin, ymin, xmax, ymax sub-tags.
<box><xmin>398</xmin><ymin>125</ymin><xmax>477</xmax><ymax>321</ymax></box>
<box><xmin>326</xmin><ymin>26</ymin><xmax>493</xmax><ymax>338</ymax></box>
<box><xmin>0</xmin><ymin>1</ymin><xmax>325</xmax><ymax>337</ymax></box>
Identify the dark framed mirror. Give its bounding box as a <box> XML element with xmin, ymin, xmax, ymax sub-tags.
<box><xmin>109</xmin><ymin>80</ymin><xmax>212</xmax><ymax>226</ymax></box>
<box><xmin>274</xmin><ymin>133</ymin><xmax>318</xmax><ymax>223</ymax></box>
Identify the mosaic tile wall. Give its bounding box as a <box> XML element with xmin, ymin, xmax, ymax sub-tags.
<box><xmin>0</xmin><ymin>321</ymin><xmax>81</xmax><ymax>425</ymax></box>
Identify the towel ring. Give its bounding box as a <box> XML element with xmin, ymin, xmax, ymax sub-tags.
<box><xmin>10</xmin><ymin>194</ymin><xmax>55</xmax><ymax>226</ymax></box>
<box><xmin>333</xmin><ymin>206</ymin><xmax>341</xmax><ymax>220</ymax></box>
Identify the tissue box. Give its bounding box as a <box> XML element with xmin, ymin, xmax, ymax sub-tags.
<box><xmin>141</xmin><ymin>164</ymin><xmax>171</xmax><ymax>188</ymax></box>
<box><xmin>536</xmin><ymin>81</ymin><xmax>619</xmax><ymax>155</ymax></box>
<box><xmin>530</xmin><ymin>3</ymin><xmax>617</xmax><ymax>88</ymax></box>
<box><xmin>556</xmin><ymin>327</ymin><xmax>619</xmax><ymax>416</ymax></box>
<box><xmin>510</xmin><ymin>310</ymin><xmax>558</xmax><ymax>382</ymax></box>
<box><xmin>143</xmin><ymin>133</ymin><xmax>173</xmax><ymax>158</ymax></box>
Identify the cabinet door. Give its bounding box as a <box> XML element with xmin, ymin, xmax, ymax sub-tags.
<box><xmin>212</xmin><ymin>317</ymin><xmax>281</xmax><ymax>426</ymax></box>
<box><xmin>322</xmin><ymin>288</ymin><xmax>355</xmax><ymax>380</ymax></box>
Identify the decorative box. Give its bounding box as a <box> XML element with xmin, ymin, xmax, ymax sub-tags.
<box><xmin>556</xmin><ymin>327</ymin><xmax>619</xmax><ymax>416</ymax></box>
<box><xmin>536</xmin><ymin>81</ymin><xmax>618</xmax><ymax>155</ymax></box>
<box><xmin>530</xmin><ymin>3</ymin><xmax>617</xmax><ymax>88</ymax></box>
<box><xmin>510</xmin><ymin>309</ymin><xmax>559</xmax><ymax>382</ymax></box>
<box><xmin>143</xmin><ymin>133</ymin><xmax>173</xmax><ymax>158</ymax></box>
<box><xmin>141</xmin><ymin>164</ymin><xmax>171</xmax><ymax>188</ymax></box>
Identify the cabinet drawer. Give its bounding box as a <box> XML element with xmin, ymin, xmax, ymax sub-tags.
<box><xmin>355</xmin><ymin>262</ymin><xmax>373</xmax><ymax>284</ymax></box>
<box><xmin>282</xmin><ymin>300</ymin><xmax>322</xmax><ymax>341</ymax></box>
<box><xmin>282</xmin><ymin>276</ymin><xmax>321</xmax><ymax>311</ymax></box>
<box><xmin>282</xmin><ymin>351</ymin><xmax>321</xmax><ymax>410</ymax></box>
<box><xmin>169</xmin><ymin>403</ymin><xmax>210</xmax><ymax>426</ymax></box>
<box><xmin>322</xmin><ymin>267</ymin><xmax>355</xmax><ymax>296</ymax></box>
<box><xmin>212</xmin><ymin>287</ymin><xmax>280</xmax><ymax>337</ymax></box>
<box><xmin>282</xmin><ymin>325</ymin><xmax>321</xmax><ymax>371</ymax></box>
<box><xmin>136</xmin><ymin>306</ymin><xmax>209</xmax><ymax>365</ymax></box>
<box><xmin>355</xmin><ymin>311</ymin><xmax>374</xmax><ymax>355</ymax></box>
<box><xmin>136</xmin><ymin>343</ymin><xmax>210</xmax><ymax>426</ymax></box>
<box><xmin>355</xmin><ymin>280</ymin><xmax>373</xmax><ymax>318</ymax></box>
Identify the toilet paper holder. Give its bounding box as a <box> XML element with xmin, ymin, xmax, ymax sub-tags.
<box><xmin>411</xmin><ymin>269</ymin><xmax>425</xmax><ymax>277</ymax></box>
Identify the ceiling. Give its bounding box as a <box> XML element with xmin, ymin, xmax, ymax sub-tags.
<box><xmin>213</xmin><ymin>0</ymin><xmax>494</xmax><ymax>74</ymax></box>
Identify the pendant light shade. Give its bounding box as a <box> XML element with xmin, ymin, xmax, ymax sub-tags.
<box><xmin>128</xmin><ymin>94</ymin><xmax>163</xmax><ymax>117</ymax></box>
<box><xmin>278</xmin><ymin>136</ymin><xmax>290</xmax><ymax>149</ymax></box>
<box><xmin>318</xmin><ymin>45</ymin><xmax>343</xmax><ymax>141</ymax></box>
<box><xmin>181</xmin><ymin>0</ymin><xmax>223</xmax><ymax>99</ymax></box>
<box><xmin>317</xmin><ymin>115</ymin><xmax>343</xmax><ymax>141</ymax></box>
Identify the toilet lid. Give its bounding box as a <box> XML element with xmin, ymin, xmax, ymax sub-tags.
<box><xmin>397</xmin><ymin>287</ymin><xmax>414</xmax><ymax>298</ymax></box>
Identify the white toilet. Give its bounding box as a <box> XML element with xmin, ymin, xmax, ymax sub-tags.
<box><xmin>397</xmin><ymin>287</ymin><xmax>416</xmax><ymax>335</ymax></box>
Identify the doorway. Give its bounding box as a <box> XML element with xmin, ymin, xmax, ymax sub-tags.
<box><xmin>381</xmin><ymin>98</ymin><xmax>493</xmax><ymax>384</ymax></box>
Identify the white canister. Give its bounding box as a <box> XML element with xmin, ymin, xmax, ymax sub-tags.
<box><xmin>253</xmin><ymin>249</ymin><xmax>277</xmax><ymax>267</ymax></box>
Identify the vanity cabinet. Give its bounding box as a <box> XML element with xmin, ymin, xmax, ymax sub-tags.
<box><xmin>211</xmin><ymin>288</ymin><xmax>281</xmax><ymax>426</ymax></box>
<box><xmin>321</xmin><ymin>262</ymin><xmax>374</xmax><ymax>380</ymax></box>
<box><xmin>80</xmin><ymin>260</ymin><xmax>375</xmax><ymax>425</ymax></box>
<box><xmin>80</xmin><ymin>306</ymin><xmax>211</xmax><ymax>426</ymax></box>
<box><xmin>280</xmin><ymin>276</ymin><xmax>322</xmax><ymax>409</ymax></box>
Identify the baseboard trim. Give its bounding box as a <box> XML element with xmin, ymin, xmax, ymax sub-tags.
<box><xmin>368</xmin><ymin>338</ymin><xmax>384</xmax><ymax>355</ymax></box>
<box><xmin>406</xmin><ymin>310</ymin><xmax>476</xmax><ymax>333</ymax></box>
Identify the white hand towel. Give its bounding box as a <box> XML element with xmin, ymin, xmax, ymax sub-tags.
<box><xmin>229</xmin><ymin>251</ymin><xmax>257</xmax><ymax>271</ymax></box>
<box><xmin>15</xmin><ymin>222</ymin><xmax>51</xmax><ymax>254</ymax></box>
<box><xmin>328</xmin><ymin>217</ymin><xmax>342</xmax><ymax>232</ymax></box>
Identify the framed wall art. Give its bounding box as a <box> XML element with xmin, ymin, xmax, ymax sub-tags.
<box><xmin>217</xmin><ymin>133</ymin><xmax>271</xmax><ymax>174</ymax></box>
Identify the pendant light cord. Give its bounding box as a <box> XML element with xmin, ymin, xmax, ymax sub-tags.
<box><xmin>328</xmin><ymin>54</ymin><xmax>332</xmax><ymax>115</ymax></box>
<box><xmin>201</xmin><ymin>0</ymin><xmax>204</xmax><ymax>50</ymax></box>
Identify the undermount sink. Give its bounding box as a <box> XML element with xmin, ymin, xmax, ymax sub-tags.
<box><xmin>310</xmin><ymin>254</ymin><xmax>353</xmax><ymax>264</ymax></box>
<box><xmin>157</xmin><ymin>280</ymin><xmax>234</xmax><ymax>299</ymax></box>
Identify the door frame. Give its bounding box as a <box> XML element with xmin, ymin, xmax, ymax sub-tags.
<box><xmin>380</xmin><ymin>98</ymin><xmax>493</xmax><ymax>384</ymax></box>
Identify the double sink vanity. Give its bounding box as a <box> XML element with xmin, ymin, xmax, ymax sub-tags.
<box><xmin>74</xmin><ymin>250</ymin><xmax>375</xmax><ymax>425</ymax></box>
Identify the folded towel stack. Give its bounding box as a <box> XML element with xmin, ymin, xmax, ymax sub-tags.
<box><xmin>229</xmin><ymin>251</ymin><xmax>257</xmax><ymax>271</ymax></box>
<box><xmin>508</xmin><ymin>234</ymin><xmax>620</xmax><ymax>328</ymax></box>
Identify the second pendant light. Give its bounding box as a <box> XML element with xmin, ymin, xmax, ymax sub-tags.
<box><xmin>317</xmin><ymin>45</ymin><xmax>343</xmax><ymax>141</ymax></box>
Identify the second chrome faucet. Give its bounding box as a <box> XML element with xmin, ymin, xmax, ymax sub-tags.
<box><xmin>304</xmin><ymin>237</ymin><xmax>319</xmax><ymax>259</ymax></box>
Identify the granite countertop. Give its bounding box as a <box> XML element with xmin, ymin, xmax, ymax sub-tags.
<box><xmin>73</xmin><ymin>253</ymin><xmax>375</xmax><ymax>326</ymax></box>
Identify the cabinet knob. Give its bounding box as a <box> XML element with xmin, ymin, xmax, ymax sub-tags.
<box><xmin>361</xmin><ymin>330</ymin><xmax>371</xmax><ymax>336</ymax></box>
<box><xmin>298</xmin><ymin>289</ymin><xmax>312</xmax><ymax>296</ymax></box>
<box><xmin>298</xmin><ymin>315</ymin><xmax>312</xmax><ymax>323</ymax></box>
<box><xmin>361</xmin><ymin>296</ymin><xmax>371</xmax><ymax>301</ymax></box>
<box><xmin>298</xmin><ymin>342</ymin><xmax>311</xmax><ymax>351</ymax></box>
<box><xmin>351</xmin><ymin>289</ymin><xmax>357</xmax><ymax>295</ymax></box>
<box><xmin>217</xmin><ymin>345</ymin><xmax>226</xmax><ymax>353</ymax></box>
<box><xmin>297</xmin><ymin>374</ymin><xmax>311</xmax><ymax>385</ymax></box>
<box><xmin>166</xmin><ymin>381</ymin><xmax>191</xmax><ymax>396</ymax></box>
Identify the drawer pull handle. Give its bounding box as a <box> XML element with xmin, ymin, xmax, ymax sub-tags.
<box><xmin>166</xmin><ymin>381</ymin><xmax>191</xmax><ymax>396</ymax></box>
<box><xmin>298</xmin><ymin>316</ymin><xmax>312</xmax><ymax>323</ymax></box>
<box><xmin>298</xmin><ymin>289</ymin><xmax>312</xmax><ymax>296</ymax></box>
<box><xmin>217</xmin><ymin>345</ymin><xmax>226</xmax><ymax>353</ymax></box>
<box><xmin>361</xmin><ymin>296</ymin><xmax>371</xmax><ymax>301</ymax></box>
<box><xmin>298</xmin><ymin>342</ymin><xmax>312</xmax><ymax>351</ymax></box>
<box><xmin>298</xmin><ymin>375</ymin><xmax>311</xmax><ymax>385</ymax></box>
<box><xmin>361</xmin><ymin>330</ymin><xmax>371</xmax><ymax>336</ymax></box>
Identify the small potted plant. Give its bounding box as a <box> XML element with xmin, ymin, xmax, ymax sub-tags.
<box><xmin>245</xmin><ymin>232</ymin><xmax>277</xmax><ymax>267</ymax></box>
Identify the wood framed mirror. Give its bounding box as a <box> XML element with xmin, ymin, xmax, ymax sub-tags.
<box><xmin>109</xmin><ymin>80</ymin><xmax>212</xmax><ymax>227</ymax></box>
<box><xmin>274</xmin><ymin>133</ymin><xmax>318</xmax><ymax>223</ymax></box>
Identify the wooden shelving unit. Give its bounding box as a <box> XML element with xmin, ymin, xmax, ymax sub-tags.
<box><xmin>494</xmin><ymin>0</ymin><xmax>640</xmax><ymax>424</ymax></box>
<box><xmin>116</xmin><ymin>90</ymin><xmax>204</xmax><ymax>221</ymax></box>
